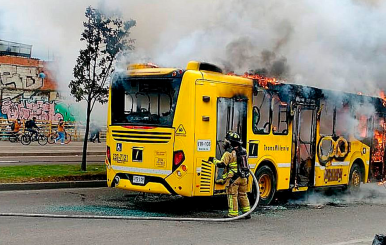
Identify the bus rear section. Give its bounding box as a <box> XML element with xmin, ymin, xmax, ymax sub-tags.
<box><xmin>106</xmin><ymin>72</ymin><xmax>189</xmax><ymax>195</ymax></box>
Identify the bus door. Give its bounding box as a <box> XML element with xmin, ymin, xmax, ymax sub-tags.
<box><xmin>214</xmin><ymin>97</ymin><xmax>247</xmax><ymax>192</ymax></box>
<box><xmin>371</xmin><ymin>113</ymin><xmax>386</xmax><ymax>181</ymax></box>
<box><xmin>291</xmin><ymin>102</ymin><xmax>317</xmax><ymax>188</ymax></box>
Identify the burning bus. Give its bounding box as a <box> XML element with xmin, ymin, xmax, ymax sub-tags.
<box><xmin>105</xmin><ymin>61</ymin><xmax>386</xmax><ymax>205</ymax></box>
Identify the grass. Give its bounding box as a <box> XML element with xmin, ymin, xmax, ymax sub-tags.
<box><xmin>0</xmin><ymin>164</ymin><xmax>106</xmax><ymax>183</ymax></box>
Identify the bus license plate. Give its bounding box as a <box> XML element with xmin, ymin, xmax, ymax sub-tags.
<box><xmin>133</xmin><ymin>175</ymin><xmax>145</xmax><ymax>184</ymax></box>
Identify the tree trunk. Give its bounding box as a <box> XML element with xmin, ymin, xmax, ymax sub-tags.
<box><xmin>81</xmin><ymin>100</ymin><xmax>92</xmax><ymax>171</ymax></box>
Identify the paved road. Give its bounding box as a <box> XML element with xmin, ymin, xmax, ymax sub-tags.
<box><xmin>0</xmin><ymin>141</ymin><xmax>105</xmax><ymax>165</ymax></box>
<box><xmin>1</xmin><ymin>184</ymin><xmax>386</xmax><ymax>245</ymax></box>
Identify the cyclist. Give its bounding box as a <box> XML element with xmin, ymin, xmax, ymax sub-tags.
<box><xmin>11</xmin><ymin>119</ymin><xmax>22</xmax><ymax>135</ymax></box>
<box><xmin>25</xmin><ymin>117</ymin><xmax>40</xmax><ymax>139</ymax></box>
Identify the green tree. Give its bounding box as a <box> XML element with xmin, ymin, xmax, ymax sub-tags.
<box><xmin>69</xmin><ymin>6</ymin><xmax>136</xmax><ymax>171</ymax></box>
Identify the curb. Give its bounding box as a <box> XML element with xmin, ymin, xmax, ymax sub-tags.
<box><xmin>0</xmin><ymin>180</ymin><xmax>107</xmax><ymax>191</ymax></box>
<box><xmin>0</xmin><ymin>152</ymin><xmax>105</xmax><ymax>157</ymax></box>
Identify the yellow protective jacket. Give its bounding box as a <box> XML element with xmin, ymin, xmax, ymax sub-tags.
<box><xmin>213</xmin><ymin>149</ymin><xmax>238</xmax><ymax>184</ymax></box>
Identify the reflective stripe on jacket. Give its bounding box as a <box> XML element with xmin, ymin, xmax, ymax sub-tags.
<box><xmin>213</xmin><ymin>150</ymin><xmax>238</xmax><ymax>180</ymax></box>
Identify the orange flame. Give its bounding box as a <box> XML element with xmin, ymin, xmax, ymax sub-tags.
<box><xmin>379</xmin><ymin>91</ymin><xmax>386</xmax><ymax>107</ymax></box>
<box><xmin>372</xmin><ymin>118</ymin><xmax>386</xmax><ymax>163</ymax></box>
<box><xmin>227</xmin><ymin>72</ymin><xmax>280</xmax><ymax>88</ymax></box>
<box><xmin>378</xmin><ymin>180</ymin><xmax>386</xmax><ymax>186</ymax></box>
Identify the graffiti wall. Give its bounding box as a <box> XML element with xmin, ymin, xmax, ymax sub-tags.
<box><xmin>1</xmin><ymin>98</ymin><xmax>63</xmax><ymax>121</ymax></box>
<box><xmin>0</xmin><ymin>55</ymin><xmax>74</xmax><ymax>122</ymax></box>
<box><xmin>0</xmin><ymin>63</ymin><xmax>44</xmax><ymax>90</ymax></box>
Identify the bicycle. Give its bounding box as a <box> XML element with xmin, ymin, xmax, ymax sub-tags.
<box><xmin>47</xmin><ymin>131</ymin><xmax>72</xmax><ymax>144</ymax></box>
<box><xmin>21</xmin><ymin>130</ymin><xmax>48</xmax><ymax>146</ymax></box>
<box><xmin>9</xmin><ymin>132</ymin><xmax>22</xmax><ymax>143</ymax></box>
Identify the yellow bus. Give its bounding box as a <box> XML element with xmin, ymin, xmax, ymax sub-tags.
<box><xmin>106</xmin><ymin>61</ymin><xmax>386</xmax><ymax>205</ymax></box>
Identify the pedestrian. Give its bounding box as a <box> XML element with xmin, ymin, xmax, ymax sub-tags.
<box><xmin>55</xmin><ymin>119</ymin><xmax>65</xmax><ymax>145</ymax></box>
<box><xmin>90</xmin><ymin>122</ymin><xmax>101</xmax><ymax>143</ymax></box>
<box><xmin>209</xmin><ymin>131</ymin><xmax>251</xmax><ymax>219</ymax></box>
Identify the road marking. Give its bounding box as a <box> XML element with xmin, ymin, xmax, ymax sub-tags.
<box><xmin>325</xmin><ymin>238</ymin><xmax>373</xmax><ymax>245</ymax></box>
<box><xmin>0</xmin><ymin>161</ymin><xmax>19</xmax><ymax>163</ymax></box>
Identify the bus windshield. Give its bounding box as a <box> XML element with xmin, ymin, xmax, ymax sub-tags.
<box><xmin>111</xmin><ymin>76</ymin><xmax>182</xmax><ymax>127</ymax></box>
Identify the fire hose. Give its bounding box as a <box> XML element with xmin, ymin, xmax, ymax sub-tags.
<box><xmin>0</xmin><ymin>169</ymin><xmax>259</xmax><ymax>222</ymax></box>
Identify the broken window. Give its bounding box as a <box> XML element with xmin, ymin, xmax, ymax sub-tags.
<box><xmin>319</xmin><ymin>100</ymin><xmax>334</xmax><ymax>136</ymax></box>
<box><xmin>335</xmin><ymin>105</ymin><xmax>350</xmax><ymax>136</ymax></box>
<box><xmin>216</xmin><ymin>97</ymin><xmax>247</xmax><ymax>158</ymax></box>
<box><xmin>111</xmin><ymin>77</ymin><xmax>182</xmax><ymax>126</ymax></box>
<box><xmin>272</xmin><ymin>96</ymin><xmax>288</xmax><ymax>135</ymax></box>
<box><xmin>252</xmin><ymin>90</ymin><xmax>271</xmax><ymax>134</ymax></box>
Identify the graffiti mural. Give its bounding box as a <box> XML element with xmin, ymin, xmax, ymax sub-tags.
<box><xmin>0</xmin><ymin>55</ymin><xmax>76</xmax><ymax>123</ymax></box>
<box><xmin>0</xmin><ymin>64</ymin><xmax>44</xmax><ymax>90</ymax></box>
<box><xmin>1</xmin><ymin>98</ymin><xmax>63</xmax><ymax>121</ymax></box>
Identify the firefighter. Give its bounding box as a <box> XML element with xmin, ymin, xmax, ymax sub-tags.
<box><xmin>209</xmin><ymin>131</ymin><xmax>251</xmax><ymax>219</ymax></box>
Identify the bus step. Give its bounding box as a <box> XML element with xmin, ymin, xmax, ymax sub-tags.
<box><xmin>292</xmin><ymin>187</ymin><xmax>308</xmax><ymax>192</ymax></box>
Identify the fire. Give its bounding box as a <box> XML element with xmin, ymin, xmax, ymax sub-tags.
<box><xmin>378</xmin><ymin>180</ymin><xmax>386</xmax><ymax>186</ymax></box>
<box><xmin>373</xmin><ymin>130</ymin><xmax>384</xmax><ymax>162</ymax></box>
<box><xmin>379</xmin><ymin>91</ymin><xmax>386</xmax><ymax>107</ymax></box>
<box><xmin>128</xmin><ymin>63</ymin><xmax>159</xmax><ymax>70</ymax></box>
<box><xmin>227</xmin><ymin>72</ymin><xmax>280</xmax><ymax>88</ymax></box>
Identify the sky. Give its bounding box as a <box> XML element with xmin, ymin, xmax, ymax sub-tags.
<box><xmin>0</xmin><ymin>0</ymin><xmax>386</xmax><ymax>96</ymax></box>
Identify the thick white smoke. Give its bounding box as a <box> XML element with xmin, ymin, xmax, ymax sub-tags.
<box><xmin>1</xmin><ymin>0</ymin><xmax>386</xmax><ymax>113</ymax></box>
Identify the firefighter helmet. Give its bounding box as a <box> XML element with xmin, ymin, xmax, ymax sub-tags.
<box><xmin>225</xmin><ymin>131</ymin><xmax>242</xmax><ymax>145</ymax></box>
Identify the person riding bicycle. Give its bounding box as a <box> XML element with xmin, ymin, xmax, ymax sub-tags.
<box><xmin>11</xmin><ymin>119</ymin><xmax>22</xmax><ymax>135</ymax></box>
<box><xmin>25</xmin><ymin>117</ymin><xmax>40</xmax><ymax>139</ymax></box>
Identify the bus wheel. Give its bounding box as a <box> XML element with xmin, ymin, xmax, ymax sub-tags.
<box><xmin>348</xmin><ymin>164</ymin><xmax>361</xmax><ymax>193</ymax></box>
<box><xmin>255</xmin><ymin>165</ymin><xmax>276</xmax><ymax>205</ymax></box>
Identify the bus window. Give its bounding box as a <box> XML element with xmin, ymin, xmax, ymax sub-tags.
<box><xmin>272</xmin><ymin>96</ymin><xmax>288</xmax><ymax>135</ymax></box>
<box><xmin>355</xmin><ymin>113</ymin><xmax>368</xmax><ymax>139</ymax></box>
<box><xmin>252</xmin><ymin>91</ymin><xmax>271</xmax><ymax>134</ymax></box>
<box><xmin>335</xmin><ymin>105</ymin><xmax>350</xmax><ymax>136</ymax></box>
<box><xmin>111</xmin><ymin>77</ymin><xmax>181</xmax><ymax>127</ymax></box>
<box><xmin>319</xmin><ymin>101</ymin><xmax>334</xmax><ymax>136</ymax></box>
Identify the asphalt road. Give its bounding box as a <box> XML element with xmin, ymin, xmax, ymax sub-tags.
<box><xmin>0</xmin><ymin>141</ymin><xmax>105</xmax><ymax>166</ymax></box>
<box><xmin>1</xmin><ymin>184</ymin><xmax>386</xmax><ymax>245</ymax></box>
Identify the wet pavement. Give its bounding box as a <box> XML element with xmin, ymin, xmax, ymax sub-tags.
<box><xmin>1</xmin><ymin>184</ymin><xmax>386</xmax><ymax>244</ymax></box>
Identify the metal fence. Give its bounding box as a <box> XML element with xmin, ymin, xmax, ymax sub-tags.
<box><xmin>0</xmin><ymin>40</ymin><xmax>32</xmax><ymax>58</ymax></box>
<box><xmin>0</xmin><ymin>119</ymin><xmax>106</xmax><ymax>142</ymax></box>
<box><xmin>0</xmin><ymin>119</ymin><xmax>80</xmax><ymax>141</ymax></box>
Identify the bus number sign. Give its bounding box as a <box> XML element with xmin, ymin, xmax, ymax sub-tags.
<box><xmin>197</xmin><ymin>140</ymin><xmax>211</xmax><ymax>151</ymax></box>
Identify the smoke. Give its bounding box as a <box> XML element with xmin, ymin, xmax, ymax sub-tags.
<box><xmin>288</xmin><ymin>183</ymin><xmax>386</xmax><ymax>206</ymax></box>
<box><xmin>134</xmin><ymin>0</ymin><xmax>386</xmax><ymax>95</ymax></box>
<box><xmin>1</xmin><ymin>0</ymin><xmax>386</xmax><ymax>124</ymax></box>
